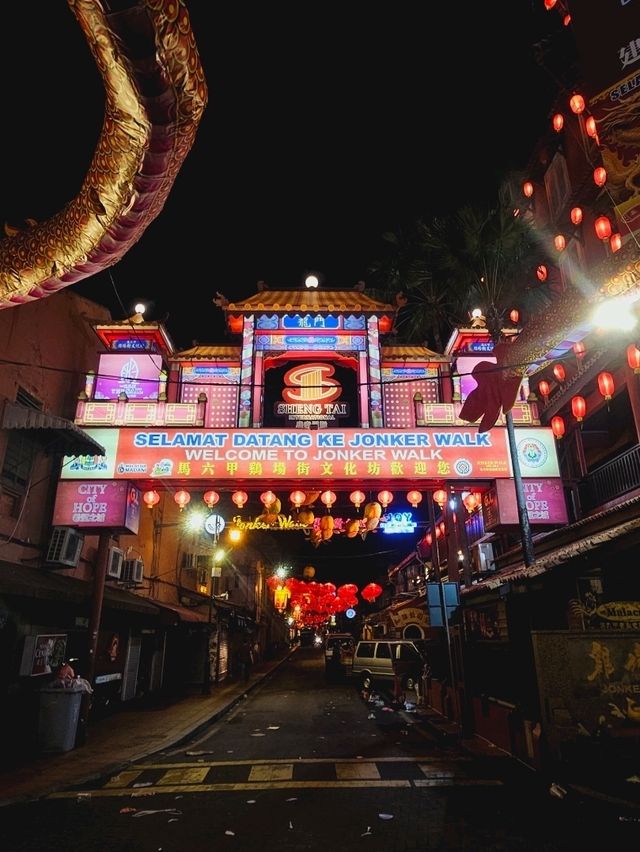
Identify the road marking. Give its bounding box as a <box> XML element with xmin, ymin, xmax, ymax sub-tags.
<box><xmin>414</xmin><ymin>779</ymin><xmax>503</xmax><ymax>787</ymax></box>
<box><xmin>134</xmin><ymin>755</ymin><xmax>463</xmax><ymax>770</ymax></box>
<box><xmin>158</xmin><ymin>767</ymin><xmax>210</xmax><ymax>785</ymax></box>
<box><xmin>48</xmin><ymin>780</ymin><xmax>411</xmax><ymax>798</ymax></box>
<box><xmin>104</xmin><ymin>770</ymin><xmax>145</xmax><ymax>788</ymax></box>
<box><xmin>335</xmin><ymin>762</ymin><xmax>380</xmax><ymax>780</ymax></box>
<box><xmin>248</xmin><ymin>763</ymin><xmax>294</xmax><ymax>781</ymax></box>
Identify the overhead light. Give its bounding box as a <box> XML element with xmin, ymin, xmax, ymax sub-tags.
<box><xmin>304</xmin><ymin>275</ymin><xmax>319</xmax><ymax>289</ymax></box>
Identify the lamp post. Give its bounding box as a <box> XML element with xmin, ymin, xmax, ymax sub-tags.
<box><xmin>506</xmin><ymin>409</ymin><xmax>535</xmax><ymax>568</ymax></box>
<box><xmin>202</xmin><ymin>548</ymin><xmax>225</xmax><ymax>695</ymax></box>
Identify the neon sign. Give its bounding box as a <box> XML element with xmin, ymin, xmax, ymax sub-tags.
<box><xmin>380</xmin><ymin>512</ymin><xmax>417</xmax><ymax>534</ymax></box>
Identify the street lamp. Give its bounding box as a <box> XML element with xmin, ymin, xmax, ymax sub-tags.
<box><xmin>202</xmin><ymin>549</ymin><xmax>226</xmax><ymax>695</ymax></box>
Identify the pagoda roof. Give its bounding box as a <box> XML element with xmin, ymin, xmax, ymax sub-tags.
<box><xmin>171</xmin><ymin>345</ymin><xmax>241</xmax><ymax>361</ymax></box>
<box><xmin>221</xmin><ymin>289</ymin><xmax>395</xmax><ymax>314</ymax></box>
<box><xmin>382</xmin><ymin>344</ymin><xmax>448</xmax><ymax>362</ymax></box>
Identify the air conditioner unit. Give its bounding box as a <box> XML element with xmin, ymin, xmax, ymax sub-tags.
<box><xmin>121</xmin><ymin>558</ymin><xmax>144</xmax><ymax>585</ymax></box>
<box><xmin>106</xmin><ymin>546</ymin><xmax>124</xmax><ymax>580</ymax></box>
<box><xmin>471</xmin><ymin>541</ymin><xmax>495</xmax><ymax>574</ymax></box>
<box><xmin>46</xmin><ymin>527</ymin><xmax>84</xmax><ymax>568</ymax></box>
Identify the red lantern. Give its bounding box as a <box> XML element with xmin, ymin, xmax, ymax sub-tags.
<box><xmin>320</xmin><ymin>490</ymin><xmax>336</xmax><ymax>509</ymax></box>
<box><xmin>544</xmin><ymin>0</ymin><xmax>557</xmax><ymax>9</ymax></box>
<box><xmin>203</xmin><ymin>490</ymin><xmax>219</xmax><ymax>509</ymax></box>
<box><xmin>433</xmin><ymin>489</ymin><xmax>447</xmax><ymax>508</ymax></box>
<box><xmin>569</xmin><ymin>93</ymin><xmax>585</xmax><ymax>114</ymax></box>
<box><xmin>571</xmin><ymin>395</ymin><xmax>586</xmax><ymax>422</ymax></box>
<box><xmin>290</xmin><ymin>490</ymin><xmax>306</xmax><ymax>508</ymax></box>
<box><xmin>509</xmin><ymin>308</ymin><xmax>520</xmax><ymax>324</ymax></box>
<box><xmin>407</xmin><ymin>489</ymin><xmax>422</xmax><ymax>508</ymax></box>
<box><xmin>597</xmin><ymin>371</ymin><xmax>615</xmax><ymax>401</ymax></box>
<box><xmin>570</xmin><ymin>207</ymin><xmax>583</xmax><ymax>226</ymax></box>
<box><xmin>552</xmin><ymin>113</ymin><xmax>564</xmax><ymax>132</ymax></box>
<box><xmin>260</xmin><ymin>490</ymin><xmax>277</xmax><ymax>509</ymax></box>
<box><xmin>232</xmin><ymin>490</ymin><xmax>248</xmax><ymax>509</ymax></box>
<box><xmin>143</xmin><ymin>489</ymin><xmax>160</xmax><ymax>510</ymax></box>
<box><xmin>553</xmin><ymin>363</ymin><xmax>566</xmax><ymax>383</ymax></box>
<box><xmin>377</xmin><ymin>489</ymin><xmax>393</xmax><ymax>508</ymax></box>
<box><xmin>627</xmin><ymin>344</ymin><xmax>640</xmax><ymax>374</ymax></box>
<box><xmin>594</xmin><ymin>215</ymin><xmax>612</xmax><ymax>240</ymax></box>
<box><xmin>361</xmin><ymin>582</ymin><xmax>383</xmax><ymax>603</ymax></box>
<box><xmin>610</xmin><ymin>233</ymin><xmax>622</xmax><ymax>252</ymax></box>
<box><xmin>536</xmin><ymin>264</ymin><xmax>548</xmax><ymax>282</ymax></box>
<box><xmin>593</xmin><ymin>167</ymin><xmax>607</xmax><ymax>187</ymax></box>
<box><xmin>538</xmin><ymin>380</ymin><xmax>551</xmax><ymax>400</ymax></box>
<box><xmin>425</xmin><ymin>532</ymin><xmax>433</xmax><ymax>546</ymax></box>
<box><xmin>554</xmin><ymin>234</ymin><xmax>566</xmax><ymax>252</ymax></box>
<box><xmin>573</xmin><ymin>341</ymin><xmax>586</xmax><ymax>359</ymax></box>
<box><xmin>585</xmin><ymin>116</ymin><xmax>597</xmax><ymax>138</ymax></box>
<box><xmin>462</xmin><ymin>493</ymin><xmax>479</xmax><ymax>513</ymax></box>
<box><xmin>349</xmin><ymin>490</ymin><xmax>365</xmax><ymax>509</ymax></box>
<box><xmin>523</xmin><ymin>181</ymin><xmax>534</xmax><ymax>198</ymax></box>
<box><xmin>551</xmin><ymin>415</ymin><xmax>565</xmax><ymax>439</ymax></box>
<box><xmin>174</xmin><ymin>489</ymin><xmax>191</xmax><ymax>511</ymax></box>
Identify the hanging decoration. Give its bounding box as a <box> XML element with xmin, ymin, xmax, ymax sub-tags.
<box><xmin>610</xmin><ymin>233</ymin><xmax>622</xmax><ymax>252</ymax></box>
<box><xmin>570</xmin><ymin>206</ymin><xmax>583</xmax><ymax>226</ymax></box>
<box><xmin>538</xmin><ymin>380</ymin><xmax>551</xmax><ymax>400</ymax></box>
<box><xmin>232</xmin><ymin>490</ymin><xmax>248</xmax><ymax>509</ymax></box>
<box><xmin>462</xmin><ymin>492</ymin><xmax>480</xmax><ymax>513</ymax></box>
<box><xmin>571</xmin><ymin>395</ymin><xmax>586</xmax><ymax>422</ymax></box>
<box><xmin>594</xmin><ymin>215</ymin><xmax>612</xmax><ymax>240</ymax></box>
<box><xmin>553</xmin><ymin>363</ymin><xmax>566</xmax><ymax>383</ymax></box>
<box><xmin>554</xmin><ymin>234</ymin><xmax>566</xmax><ymax>251</ymax></box>
<box><xmin>552</xmin><ymin>113</ymin><xmax>564</xmax><ymax>132</ymax></box>
<box><xmin>377</xmin><ymin>490</ymin><xmax>393</xmax><ymax>509</ymax></box>
<box><xmin>260</xmin><ymin>490</ymin><xmax>277</xmax><ymax>509</ymax></box>
<box><xmin>143</xmin><ymin>489</ymin><xmax>160</xmax><ymax>510</ymax></box>
<box><xmin>407</xmin><ymin>490</ymin><xmax>422</xmax><ymax>508</ymax></box>
<box><xmin>569</xmin><ymin>93</ymin><xmax>585</xmax><ymax>114</ymax></box>
<box><xmin>523</xmin><ymin>181</ymin><xmax>534</xmax><ymax>198</ymax></box>
<box><xmin>597</xmin><ymin>371</ymin><xmax>614</xmax><ymax>401</ymax></box>
<box><xmin>290</xmin><ymin>490</ymin><xmax>306</xmax><ymax>509</ymax></box>
<box><xmin>203</xmin><ymin>490</ymin><xmax>219</xmax><ymax>509</ymax></box>
<box><xmin>433</xmin><ymin>489</ymin><xmax>447</xmax><ymax>508</ymax></box>
<box><xmin>361</xmin><ymin>582</ymin><xmax>383</xmax><ymax>603</ymax></box>
<box><xmin>174</xmin><ymin>489</ymin><xmax>191</xmax><ymax>511</ymax></box>
<box><xmin>320</xmin><ymin>490</ymin><xmax>336</xmax><ymax>511</ymax></box>
<box><xmin>536</xmin><ymin>264</ymin><xmax>548</xmax><ymax>282</ymax></box>
<box><xmin>593</xmin><ymin>167</ymin><xmax>607</xmax><ymax>187</ymax></box>
<box><xmin>349</xmin><ymin>490</ymin><xmax>366</xmax><ymax>510</ymax></box>
<box><xmin>509</xmin><ymin>308</ymin><xmax>520</xmax><ymax>324</ymax></box>
<box><xmin>585</xmin><ymin>116</ymin><xmax>597</xmax><ymax>138</ymax></box>
<box><xmin>573</xmin><ymin>341</ymin><xmax>586</xmax><ymax>359</ymax></box>
<box><xmin>551</xmin><ymin>415</ymin><xmax>565</xmax><ymax>439</ymax></box>
<box><xmin>627</xmin><ymin>344</ymin><xmax>640</xmax><ymax>374</ymax></box>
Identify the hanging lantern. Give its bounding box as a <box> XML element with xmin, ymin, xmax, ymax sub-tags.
<box><xmin>320</xmin><ymin>490</ymin><xmax>336</xmax><ymax>510</ymax></box>
<box><xmin>361</xmin><ymin>582</ymin><xmax>383</xmax><ymax>603</ymax></box>
<box><xmin>569</xmin><ymin>93</ymin><xmax>585</xmax><ymax>114</ymax></box>
<box><xmin>610</xmin><ymin>233</ymin><xmax>622</xmax><ymax>252</ymax></box>
<box><xmin>538</xmin><ymin>380</ymin><xmax>551</xmax><ymax>400</ymax></box>
<box><xmin>551</xmin><ymin>415</ymin><xmax>566</xmax><ymax>439</ymax></box>
<box><xmin>554</xmin><ymin>234</ymin><xmax>566</xmax><ymax>252</ymax></box>
<box><xmin>174</xmin><ymin>489</ymin><xmax>191</xmax><ymax>511</ymax></box>
<box><xmin>232</xmin><ymin>490</ymin><xmax>248</xmax><ymax>509</ymax></box>
<box><xmin>571</xmin><ymin>395</ymin><xmax>586</xmax><ymax>422</ymax></box>
<box><xmin>438</xmin><ymin>521</ymin><xmax>446</xmax><ymax>536</ymax></box>
<box><xmin>553</xmin><ymin>363</ymin><xmax>566</xmax><ymax>383</ymax></box>
<box><xmin>552</xmin><ymin>112</ymin><xmax>564</xmax><ymax>132</ymax></box>
<box><xmin>203</xmin><ymin>489</ymin><xmax>219</xmax><ymax>509</ymax></box>
<box><xmin>407</xmin><ymin>489</ymin><xmax>422</xmax><ymax>508</ymax></box>
<box><xmin>290</xmin><ymin>489</ymin><xmax>306</xmax><ymax>508</ymax></box>
<box><xmin>597</xmin><ymin>371</ymin><xmax>615</xmax><ymax>401</ymax></box>
<box><xmin>433</xmin><ymin>488</ymin><xmax>447</xmax><ymax>508</ymax></box>
<box><xmin>585</xmin><ymin>116</ymin><xmax>597</xmax><ymax>138</ymax></box>
<box><xmin>544</xmin><ymin>0</ymin><xmax>557</xmax><ymax>9</ymax></box>
<box><xmin>377</xmin><ymin>489</ymin><xmax>393</xmax><ymax>509</ymax></box>
<box><xmin>143</xmin><ymin>489</ymin><xmax>160</xmax><ymax>510</ymax></box>
<box><xmin>573</xmin><ymin>341</ymin><xmax>586</xmax><ymax>359</ymax></box>
<box><xmin>627</xmin><ymin>344</ymin><xmax>640</xmax><ymax>374</ymax></box>
<box><xmin>425</xmin><ymin>532</ymin><xmax>433</xmax><ymax>546</ymax></box>
<box><xmin>593</xmin><ymin>166</ymin><xmax>607</xmax><ymax>187</ymax></box>
<box><xmin>274</xmin><ymin>586</ymin><xmax>290</xmax><ymax>612</ymax></box>
<box><xmin>462</xmin><ymin>493</ymin><xmax>479</xmax><ymax>513</ymax></box>
<box><xmin>522</xmin><ymin>181</ymin><xmax>534</xmax><ymax>198</ymax></box>
<box><xmin>509</xmin><ymin>308</ymin><xmax>520</xmax><ymax>324</ymax></box>
<box><xmin>536</xmin><ymin>264</ymin><xmax>548</xmax><ymax>282</ymax></box>
<box><xmin>260</xmin><ymin>490</ymin><xmax>277</xmax><ymax>509</ymax></box>
<box><xmin>349</xmin><ymin>489</ymin><xmax>366</xmax><ymax>510</ymax></box>
<box><xmin>570</xmin><ymin>206</ymin><xmax>583</xmax><ymax>226</ymax></box>
<box><xmin>594</xmin><ymin>215</ymin><xmax>612</xmax><ymax>240</ymax></box>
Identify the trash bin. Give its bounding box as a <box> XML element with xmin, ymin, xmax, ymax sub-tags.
<box><xmin>38</xmin><ymin>683</ymin><xmax>84</xmax><ymax>752</ymax></box>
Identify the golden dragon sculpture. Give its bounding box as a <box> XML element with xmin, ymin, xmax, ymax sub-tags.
<box><xmin>0</xmin><ymin>0</ymin><xmax>207</xmax><ymax>308</ymax></box>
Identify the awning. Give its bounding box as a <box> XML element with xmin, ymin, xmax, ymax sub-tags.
<box><xmin>152</xmin><ymin>600</ymin><xmax>210</xmax><ymax>625</ymax></box>
<box><xmin>0</xmin><ymin>399</ymin><xmax>105</xmax><ymax>457</ymax></box>
<box><xmin>0</xmin><ymin>561</ymin><xmax>160</xmax><ymax>616</ymax></box>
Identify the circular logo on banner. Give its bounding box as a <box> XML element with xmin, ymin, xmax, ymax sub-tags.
<box><xmin>517</xmin><ymin>437</ymin><xmax>548</xmax><ymax>469</ymax></box>
<box><xmin>345</xmin><ymin>608</ymin><xmax>356</xmax><ymax>619</ymax></box>
<box><xmin>204</xmin><ymin>514</ymin><xmax>225</xmax><ymax>536</ymax></box>
<box><xmin>454</xmin><ymin>458</ymin><xmax>473</xmax><ymax>476</ymax></box>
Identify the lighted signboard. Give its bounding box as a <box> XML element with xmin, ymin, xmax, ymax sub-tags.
<box><xmin>482</xmin><ymin>478</ymin><xmax>568</xmax><ymax>529</ymax></box>
<box><xmin>94</xmin><ymin>353</ymin><xmax>163</xmax><ymax>400</ymax></box>
<box><xmin>263</xmin><ymin>360</ymin><xmax>358</xmax><ymax>429</ymax></box>
<box><xmin>52</xmin><ymin>481</ymin><xmax>141</xmax><ymax>533</ymax></box>
<box><xmin>61</xmin><ymin>427</ymin><xmax>560</xmax><ymax>483</ymax></box>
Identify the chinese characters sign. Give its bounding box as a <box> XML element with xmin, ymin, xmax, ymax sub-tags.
<box><xmin>482</xmin><ymin>478</ymin><xmax>568</xmax><ymax>529</ymax></box>
<box><xmin>61</xmin><ymin>427</ymin><xmax>560</xmax><ymax>482</ymax></box>
<box><xmin>52</xmin><ymin>481</ymin><xmax>141</xmax><ymax>533</ymax></box>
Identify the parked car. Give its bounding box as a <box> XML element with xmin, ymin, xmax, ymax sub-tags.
<box><xmin>350</xmin><ymin>639</ymin><xmax>429</xmax><ymax>690</ymax></box>
<box><xmin>324</xmin><ymin>633</ymin><xmax>355</xmax><ymax>665</ymax></box>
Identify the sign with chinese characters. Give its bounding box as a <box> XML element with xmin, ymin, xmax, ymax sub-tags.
<box><xmin>263</xmin><ymin>360</ymin><xmax>357</xmax><ymax>429</ymax></box>
<box><xmin>94</xmin><ymin>353</ymin><xmax>163</xmax><ymax>400</ymax></box>
<box><xmin>61</xmin><ymin>427</ymin><xmax>561</xmax><ymax>483</ymax></box>
<box><xmin>29</xmin><ymin>634</ymin><xmax>67</xmax><ymax>676</ymax></box>
<box><xmin>482</xmin><ymin>478</ymin><xmax>568</xmax><ymax>529</ymax></box>
<box><xmin>52</xmin><ymin>481</ymin><xmax>141</xmax><ymax>533</ymax></box>
<box><xmin>390</xmin><ymin>606</ymin><xmax>428</xmax><ymax>629</ymax></box>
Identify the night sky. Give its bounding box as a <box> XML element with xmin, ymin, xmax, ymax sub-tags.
<box><xmin>3</xmin><ymin>1</ymin><xmax>563</xmax><ymax>350</ymax></box>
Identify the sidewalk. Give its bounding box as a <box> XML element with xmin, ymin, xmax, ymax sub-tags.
<box><xmin>0</xmin><ymin>650</ymin><xmax>293</xmax><ymax>808</ymax></box>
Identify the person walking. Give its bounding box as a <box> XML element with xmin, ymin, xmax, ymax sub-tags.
<box><xmin>239</xmin><ymin>636</ymin><xmax>253</xmax><ymax>683</ymax></box>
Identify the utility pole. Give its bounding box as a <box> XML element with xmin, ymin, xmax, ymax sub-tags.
<box><xmin>506</xmin><ymin>409</ymin><xmax>535</xmax><ymax>567</ymax></box>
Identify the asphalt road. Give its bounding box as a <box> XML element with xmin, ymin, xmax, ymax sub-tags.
<box><xmin>2</xmin><ymin>648</ymin><xmax>638</xmax><ymax>851</ymax></box>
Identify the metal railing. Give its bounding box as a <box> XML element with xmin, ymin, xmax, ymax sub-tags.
<box><xmin>578</xmin><ymin>444</ymin><xmax>640</xmax><ymax>512</ymax></box>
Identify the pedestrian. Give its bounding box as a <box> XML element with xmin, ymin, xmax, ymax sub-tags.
<box><xmin>239</xmin><ymin>636</ymin><xmax>253</xmax><ymax>682</ymax></box>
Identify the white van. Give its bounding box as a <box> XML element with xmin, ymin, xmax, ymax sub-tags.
<box><xmin>350</xmin><ymin>639</ymin><xmax>429</xmax><ymax>690</ymax></box>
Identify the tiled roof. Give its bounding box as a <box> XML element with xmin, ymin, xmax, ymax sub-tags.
<box><xmin>171</xmin><ymin>346</ymin><xmax>241</xmax><ymax>361</ymax></box>
<box><xmin>382</xmin><ymin>345</ymin><xmax>448</xmax><ymax>362</ymax></box>
<box><xmin>222</xmin><ymin>290</ymin><xmax>395</xmax><ymax>313</ymax></box>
